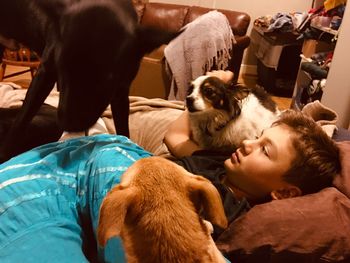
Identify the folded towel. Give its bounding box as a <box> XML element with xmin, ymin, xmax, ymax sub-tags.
<box><xmin>0</xmin><ymin>82</ymin><xmax>26</xmax><ymax>108</ymax></box>
<box><xmin>0</xmin><ymin>82</ymin><xmax>60</xmax><ymax>108</ymax></box>
<box><xmin>302</xmin><ymin>100</ymin><xmax>338</xmax><ymax>137</ymax></box>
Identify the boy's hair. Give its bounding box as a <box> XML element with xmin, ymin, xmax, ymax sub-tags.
<box><xmin>274</xmin><ymin>110</ymin><xmax>341</xmax><ymax>195</ymax></box>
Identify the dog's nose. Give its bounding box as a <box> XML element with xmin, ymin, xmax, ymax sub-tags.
<box><xmin>186</xmin><ymin>96</ymin><xmax>194</xmax><ymax>107</ymax></box>
<box><xmin>186</xmin><ymin>96</ymin><xmax>196</xmax><ymax>112</ymax></box>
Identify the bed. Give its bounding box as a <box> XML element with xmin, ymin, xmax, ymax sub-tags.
<box><xmin>1</xmin><ymin>82</ymin><xmax>350</xmax><ymax>262</ymax></box>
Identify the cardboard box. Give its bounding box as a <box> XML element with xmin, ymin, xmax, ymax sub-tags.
<box><xmin>302</xmin><ymin>39</ymin><xmax>334</xmax><ymax>58</ymax></box>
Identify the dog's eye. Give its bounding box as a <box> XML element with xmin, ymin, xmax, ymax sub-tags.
<box><xmin>203</xmin><ymin>87</ymin><xmax>214</xmax><ymax>97</ymax></box>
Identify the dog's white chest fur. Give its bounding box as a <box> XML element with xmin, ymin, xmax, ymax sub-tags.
<box><xmin>223</xmin><ymin>94</ymin><xmax>279</xmax><ymax>145</ymax></box>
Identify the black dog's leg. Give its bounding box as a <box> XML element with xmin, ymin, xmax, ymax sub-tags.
<box><xmin>111</xmin><ymin>86</ymin><xmax>130</xmax><ymax>137</ymax></box>
<box><xmin>0</xmin><ymin>45</ymin><xmax>3</xmax><ymax>63</ymax></box>
<box><xmin>0</xmin><ymin>49</ymin><xmax>56</xmax><ymax>162</ymax></box>
<box><xmin>0</xmin><ymin>45</ymin><xmax>4</xmax><ymax>80</ymax></box>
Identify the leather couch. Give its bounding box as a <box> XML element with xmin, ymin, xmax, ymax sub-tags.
<box><xmin>130</xmin><ymin>2</ymin><xmax>251</xmax><ymax>99</ymax></box>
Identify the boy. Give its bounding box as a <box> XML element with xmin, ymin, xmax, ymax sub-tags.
<box><xmin>170</xmin><ymin>109</ymin><xmax>340</xmax><ymax>238</ymax></box>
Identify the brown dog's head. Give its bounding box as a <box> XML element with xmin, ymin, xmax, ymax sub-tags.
<box><xmin>55</xmin><ymin>0</ymin><xmax>180</xmax><ymax>132</ymax></box>
<box><xmin>98</xmin><ymin>156</ymin><xmax>228</xmax><ymax>263</ymax></box>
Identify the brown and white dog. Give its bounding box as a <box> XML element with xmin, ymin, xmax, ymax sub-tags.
<box><xmin>98</xmin><ymin>156</ymin><xmax>228</xmax><ymax>263</ymax></box>
<box><xmin>186</xmin><ymin>75</ymin><xmax>280</xmax><ymax>152</ymax></box>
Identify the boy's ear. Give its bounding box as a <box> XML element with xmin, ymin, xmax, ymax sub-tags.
<box><xmin>270</xmin><ymin>185</ymin><xmax>302</xmax><ymax>200</ymax></box>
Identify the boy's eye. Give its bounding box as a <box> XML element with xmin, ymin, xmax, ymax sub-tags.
<box><xmin>255</xmin><ymin>136</ymin><xmax>268</xmax><ymax>156</ymax></box>
<box><xmin>262</xmin><ymin>146</ymin><xmax>269</xmax><ymax>157</ymax></box>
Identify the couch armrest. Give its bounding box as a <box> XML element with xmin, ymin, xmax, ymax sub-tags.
<box><xmin>219</xmin><ymin>10</ymin><xmax>251</xmax><ymax>36</ymax></box>
<box><xmin>184</xmin><ymin>6</ymin><xmax>250</xmax><ymax>37</ymax></box>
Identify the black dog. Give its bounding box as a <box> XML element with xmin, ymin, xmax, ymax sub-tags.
<box><xmin>0</xmin><ymin>0</ymin><xmax>179</xmax><ymax>162</ymax></box>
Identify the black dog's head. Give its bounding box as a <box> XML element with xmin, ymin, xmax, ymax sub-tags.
<box><xmin>186</xmin><ymin>75</ymin><xmax>245</xmax><ymax>119</ymax></box>
<box><xmin>55</xmin><ymin>0</ymin><xmax>180</xmax><ymax>131</ymax></box>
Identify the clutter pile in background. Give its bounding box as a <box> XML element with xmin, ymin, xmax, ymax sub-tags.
<box><xmin>299</xmin><ymin>50</ymin><xmax>333</xmax><ymax>105</ymax></box>
<box><xmin>254</xmin><ymin>12</ymin><xmax>308</xmax><ymax>33</ymax></box>
<box><xmin>254</xmin><ymin>0</ymin><xmax>346</xmax><ymax>107</ymax></box>
<box><xmin>254</xmin><ymin>0</ymin><xmax>346</xmax><ymax>38</ymax></box>
<box><xmin>297</xmin><ymin>0</ymin><xmax>346</xmax><ymax>106</ymax></box>
<box><xmin>297</xmin><ymin>0</ymin><xmax>346</xmax><ymax>41</ymax></box>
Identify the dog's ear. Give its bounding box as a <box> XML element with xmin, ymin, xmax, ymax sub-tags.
<box><xmin>97</xmin><ymin>184</ymin><xmax>139</xmax><ymax>247</ymax></box>
<box><xmin>135</xmin><ymin>26</ymin><xmax>183</xmax><ymax>55</ymax></box>
<box><xmin>226</xmin><ymin>85</ymin><xmax>252</xmax><ymax>119</ymax></box>
<box><xmin>187</xmin><ymin>176</ymin><xmax>228</xmax><ymax>229</ymax></box>
<box><xmin>227</xmin><ymin>96</ymin><xmax>241</xmax><ymax>119</ymax></box>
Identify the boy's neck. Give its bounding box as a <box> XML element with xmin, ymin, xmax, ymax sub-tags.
<box><xmin>223</xmin><ymin>178</ymin><xmax>250</xmax><ymax>201</ymax></box>
<box><xmin>224</xmin><ymin>179</ymin><xmax>271</xmax><ymax>206</ymax></box>
<box><xmin>226</xmin><ymin>183</ymin><xmax>247</xmax><ymax>201</ymax></box>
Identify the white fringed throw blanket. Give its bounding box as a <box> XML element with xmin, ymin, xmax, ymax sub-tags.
<box><xmin>165</xmin><ymin>10</ymin><xmax>236</xmax><ymax>101</ymax></box>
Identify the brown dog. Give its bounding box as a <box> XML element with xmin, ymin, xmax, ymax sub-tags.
<box><xmin>98</xmin><ymin>156</ymin><xmax>228</xmax><ymax>263</ymax></box>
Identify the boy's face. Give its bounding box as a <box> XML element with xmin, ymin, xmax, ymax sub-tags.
<box><xmin>224</xmin><ymin>124</ymin><xmax>297</xmax><ymax>201</ymax></box>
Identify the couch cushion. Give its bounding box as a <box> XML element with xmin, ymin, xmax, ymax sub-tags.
<box><xmin>140</xmin><ymin>3</ymin><xmax>189</xmax><ymax>32</ymax></box>
<box><xmin>216</xmin><ymin>140</ymin><xmax>350</xmax><ymax>262</ymax></box>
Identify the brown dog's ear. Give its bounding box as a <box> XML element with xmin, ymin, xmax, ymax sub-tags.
<box><xmin>187</xmin><ymin>176</ymin><xmax>228</xmax><ymax>229</ymax></box>
<box><xmin>97</xmin><ymin>185</ymin><xmax>138</xmax><ymax>247</ymax></box>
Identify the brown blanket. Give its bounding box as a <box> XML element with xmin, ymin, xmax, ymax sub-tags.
<box><xmin>102</xmin><ymin>96</ymin><xmax>185</xmax><ymax>156</ymax></box>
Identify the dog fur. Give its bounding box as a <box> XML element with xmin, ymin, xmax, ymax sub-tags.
<box><xmin>0</xmin><ymin>104</ymin><xmax>63</xmax><ymax>156</ymax></box>
<box><xmin>0</xmin><ymin>0</ymin><xmax>179</xmax><ymax>162</ymax></box>
<box><xmin>186</xmin><ymin>75</ymin><xmax>280</xmax><ymax>152</ymax></box>
<box><xmin>98</xmin><ymin>156</ymin><xmax>228</xmax><ymax>263</ymax></box>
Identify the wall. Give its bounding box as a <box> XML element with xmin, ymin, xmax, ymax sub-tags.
<box><xmin>321</xmin><ymin>4</ymin><xmax>350</xmax><ymax>129</ymax></box>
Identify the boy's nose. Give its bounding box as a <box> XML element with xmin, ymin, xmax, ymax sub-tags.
<box><xmin>241</xmin><ymin>139</ymin><xmax>256</xmax><ymax>155</ymax></box>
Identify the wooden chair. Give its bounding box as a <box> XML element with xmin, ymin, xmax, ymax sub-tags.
<box><xmin>0</xmin><ymin>47</ymin><xmax>41</xmax><ymax>81</ymax></box>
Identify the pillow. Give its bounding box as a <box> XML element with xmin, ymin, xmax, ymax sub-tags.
<box><xmin>216</xmin><ymin>140</ymin><xmax>350</xmax><ymax>262</ymax></box>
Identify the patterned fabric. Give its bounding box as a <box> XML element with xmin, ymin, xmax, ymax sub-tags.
<box><xmin>0</xmin><ymin>134</ymin><xmax>151</xmax><ymax>262</ymax></box>
<box><xmin>165</xmin><ymin>10</ymin><xmax>235</xmax><ymax>101</ymax></box>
